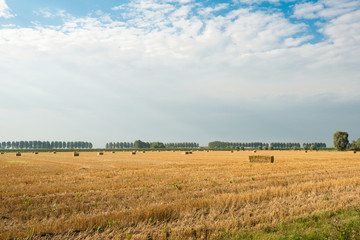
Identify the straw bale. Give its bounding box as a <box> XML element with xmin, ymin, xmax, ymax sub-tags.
<box><xmin>73</xmin><ymin>152</ymin><xmax>79</xmax><ymax>157</ymax></box>
<box><xmin>249</xmin><ymin>155</ymin><xmax>274</xmax><ymax>163</ymax></box>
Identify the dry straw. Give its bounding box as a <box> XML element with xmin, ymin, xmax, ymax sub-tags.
<box><xmin>249</xmin><ymin>155</ymin><xmax>274</xmax><ymax>163</ymax></box>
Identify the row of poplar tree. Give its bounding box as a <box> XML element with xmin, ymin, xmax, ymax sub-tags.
<box><xmin>208</xmin><ymin>141</ymin><xmax>326</xmax><ymax>149</ymax></box>
<box><xmin>0</xmin><ymin>141</ymin><xmax>93</xmax><ymax>149</ymax></box>
<box><xmin>105</xmin><ymin>141</ymin><xmax>199</xmax><ymax>149</ymax></box>
<box><xmin>105</xmin><ymin>142</ymin><xmax>134</xmax><ymax>149</ymax></box>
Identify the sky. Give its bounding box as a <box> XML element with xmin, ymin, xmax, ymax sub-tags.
<box><xmin>0</xmin><ymin>0</ymin><xmax>359</xmax><ymax>147</ymax></box>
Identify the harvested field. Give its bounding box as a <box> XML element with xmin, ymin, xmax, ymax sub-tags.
<box><xmin>0</xmin><ymin>151</ymin><xmax>360</xmax><ymax>239</ymax></box>
<box><xmin>249</xmin><ymin>155</ymin><xmax>274</xmax><ymax>163</ymax></box>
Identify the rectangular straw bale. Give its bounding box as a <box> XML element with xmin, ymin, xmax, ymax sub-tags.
<box><xmin>249</xmin><ymin>155</ymin><xmax>274</xmax><ymax>163</ymax></box>
<box><xmin>16</xmin><ymin>152</ymin><xmax>21</xmax><ymax>156</ymax></box>
<box><xmin>98</xmin><ymin>152</ymin><xmax>104</xmax><ymax>155</ymax></box>
<box><xmin>74</xmin><ymin>152</ymin><xmax>79</xmax><ymax>157</ymax></box>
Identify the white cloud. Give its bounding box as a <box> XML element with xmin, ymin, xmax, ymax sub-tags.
<box><xmin>198</xmin><ymin>3</ymin><xmax>229</xmax><ymax>16</ymax></box>
<box><xmin>293</xmin><ymin>2</ymin><xmax>324</xmax><ymax>19</ymax></box>
<box><xmin>293</xmin><ymin>0</ymin><xmax>360</xmax><ymax>19</ymax></box>
<box><xmin>235</xmin><ymin>0</ymin><xmax>282</xmax><ymax>4</ymax></box>
<box><xmin>1</xmin><ymin>3</ymin><xmax>358</xmax><ymax>99</ymax></box>
<box><xmin>0</xmin><ymin>0</ymin><xmax>14</xmax><ymax>18</ymax></box>
<box><xmin>34</xmin><ymin>8</ymin><xmax>54</xmax><ymax>18</ymax></box>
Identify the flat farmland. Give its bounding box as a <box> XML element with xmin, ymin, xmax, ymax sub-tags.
<box><xmin>1</xmin><ymin>151</ymin><xmax>360</xmax><ymax>239</ymax></box>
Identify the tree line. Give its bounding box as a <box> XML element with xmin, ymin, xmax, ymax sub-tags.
<box><xmin>208</xmin><ymin>141</ymin><xmax>326</xmax><ymax>149</ymax></box>
<box><xmin>0</xmin><ymin>141</ymin><xmax>93</xmax><ymax>149</ymax></box>
<box><xmin>302</xmin><ymin>143</ymin><xmax>327</xmax><ymax>148</ymax></box>
<box><xmin>208</xmin><ymin>141</ymin><xmax>269</xmax><ymax>149</ymax></box>
<box><xmin>105</xmin><ymin>141</ymin><xmax>199</xmax><ymax>149</ymax></box>
<box><xmin>270</xmin><ymin>143</ymin><xmax>301</xmax><ymax>149</ymax></box>
<box><xmin>105</xmin><ymin>142</ymin><xmax>134</xmax><ymax>149</ymax></box>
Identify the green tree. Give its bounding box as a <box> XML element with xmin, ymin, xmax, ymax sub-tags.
<box><xmin>151</xmin><ymin>142</ymin><xmax>165</xmax><ymax>148</ymax></box>
<box><xmin>310</xmin><ymin>144</ymin><xmax>317</xmax><ymax>151</ymax></box>
<box><xmin>134</xmin><ymin>140</ymin><xmax>150</xmax><ymax>148</ymax></box>
<box><xmin>333</xmin><ymin>131</ymin><xmax>349</xmax><ymax>151</ymax></box>
<box><xmin>350</xmin><ymin>140</ymin><xmax>357</xmax><ymax>150</ymax></box>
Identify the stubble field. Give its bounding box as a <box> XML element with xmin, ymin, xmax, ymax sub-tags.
<box><xmin>1</xmin><ymin>150</ymin><xmax>360</xmax><ymax>239</ymax></box>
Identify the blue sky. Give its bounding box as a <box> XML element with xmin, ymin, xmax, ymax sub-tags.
<box><xmin>1</xmin><ymin>0</ymin><xmax>360</xmax><ymax>147</ymax></box>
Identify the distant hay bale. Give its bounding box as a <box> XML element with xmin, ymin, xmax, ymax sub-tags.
<box><xmin>98</xmin><ymin>152</ymin><xmax>104</xmax><ymax>156</ymax></box>
<box><xmin>112</xmin><ymin>151</ymin><xmax>115</xmax><ymax>154</ymax></box>
<box><xmin>73</xmin><ymin>152</ymin><xmax>79</xmax><ymax>157</ymax></box>
<box><xmin>34</xmin><ymin>152</ymin><xmax>38</xmax><ymax>154</ymax></box>
<box><xmin>231</xmin><ymin>150</ymin><xmax>234</xmax><ymax>153</ymax></box>
<box><xmin>1</xmin><ymin>152</ymin><xmax>4</xmax><ymax>155</ymax></box>
<box><xmin>253</xmin><ymin>150</ymin><xmax>257</xmax><ymax>153</ymax></box>
<box><xmin>142</xmin><ymin>151</ymin><xmax>146</xmax><ymax>153</ymax></box>
<box><xmin>131</xmin><ymin>151</ymin><xmax>136</xmax><ymax>155</ymax></box>
<box><xmin>305</xmin><ymin>150</ymin><xmax>308</xmax><ymax>153</ymax></box>
<box><xmin>183</xmin><ymin>151</ymin><xmax>191</xmax><ymax>155</ymax></box>
<box><xmin>249</xmin><ymin>155</ymin><xmax>274</xmax><ymax>163</ymax></box>
<box><xmin>53</xmin><ymin>151</ymin><xmax>56</xmax><ymax>154</ymax></box>
<box><xmin>354</xmin><ymin>151</ymin><xmax>357</xmax><ymax>154</ymax></box>
<box><xmin>16</xmin><ymin>152</ymin><xmax>21</xmax><ymax>157</ymax></box>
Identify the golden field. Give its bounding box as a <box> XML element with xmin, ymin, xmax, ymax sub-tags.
<box><xmin>0</xmin><ymin>150</ymin><xmax>359</xmax><ymax>239</ymax></box>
